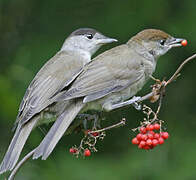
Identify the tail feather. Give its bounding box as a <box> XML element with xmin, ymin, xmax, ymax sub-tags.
<box><xmin>33</xmin><ymin>100</ymin><xmax>84</xmax><ymax>160</ymax></box>
<box><xmin>0</xmin><ymin>117</ymin><xmax>38</xmax><ymax>174</ymax></box>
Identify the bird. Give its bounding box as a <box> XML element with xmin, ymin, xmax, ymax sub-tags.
<box><xmin>0</xmin><ymin>28</ymin><xmax>117</xmax><ymax>174</ymax></box>
<box><xmin>33</xmin><ymin>29</ymin><xmax>186</xmax><ymax>160</ymax></box>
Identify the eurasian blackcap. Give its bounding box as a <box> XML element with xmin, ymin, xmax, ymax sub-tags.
<box><xmin>0</xmin><ymin>28</ymin><xmax>117</xmax><ymax>174</ymax></box>
<box><xmin>33</xmin><ymin>29</ymin><xmax>186</xmax><ymax>160</ymax></box>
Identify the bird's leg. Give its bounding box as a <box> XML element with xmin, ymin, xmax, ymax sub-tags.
<box><xmin>107</xmin><ymin>96</ymin><xmax>141</xmax><ymax>111</ymax></box>
<box><xmin>65</xmin><ymin>113</ymin><xmax>101</xmax><ymax>135</ymax></box>
<box><xmin>91</xmin><ymin>114</ymin><xmax>101</xmax><ymax>130</ymax></box>
<box><xmin>77</xmin><ymin>114</ymin><xmax>88</xmax><ymax>129</ymax></box>
<box><xmin>78</xmin><ymin>113</ymin><xmax>100</xmax><ymax>130</ymax></box>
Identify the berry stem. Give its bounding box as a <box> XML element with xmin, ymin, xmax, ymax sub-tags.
<box><xmin>89</xmin><ymin>118</ymin><xmax>126</xmax><ymax>134</ymax></box>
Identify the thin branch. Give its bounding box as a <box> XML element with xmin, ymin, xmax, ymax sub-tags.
<box><xmin>155</xmin><ymin>92</ymin><xmax>163</xmax><ymax>115</ymax></box>
<box><xmin>8</xmin><ymin>149</ymin><xmax>35</xmax><ymax>180</ymax></box>
<box><xmin>136</xmin><ymin>54</ymin><xmax>196</xmax><ymax>103</ymax></box>
<box><xmin>89</xmin><ymin>118</ymin><xmax>126</xmax><ymax>134</ymax></box>
<box><xmin>166</xmin><ymin>54</ymin><xmax>196</xmax><ymax>85</ymax></box>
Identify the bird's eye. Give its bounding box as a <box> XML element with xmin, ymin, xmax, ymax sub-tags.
<box><xmin>160</xmin><ymin>39</ymin><xmax>166</xmax><ymax>46</ymax></box>
<box><xmin>86</xmin><ymin>34</ymin><xmax>93</xmax><ymax>39</ymax></box>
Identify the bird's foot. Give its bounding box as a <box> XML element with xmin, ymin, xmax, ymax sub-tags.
<box><xmin>131</xmin><ymin>96</ymin><xmax>142</xmax><ymax>110</ymax></box>
<box><xmin>109</xmin><ymin>96</ymin><xmax>141</xmax><ymax>110</ymax></box>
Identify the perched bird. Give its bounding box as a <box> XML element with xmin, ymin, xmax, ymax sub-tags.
<box><xmin>0</xmin><ymin>28</ymin><xmax>117</xmax><ymax>174</ymax></box>
<box><xmin>33</xmin><ymin>29</ymin><xmax>186</xmax><ymax>160</ymax></box>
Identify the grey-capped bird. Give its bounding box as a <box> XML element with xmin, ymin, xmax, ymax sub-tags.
<box><xmin>33</xmin><ymin>29</ymin><xmax>186</xmax><ymax>160</ymax></box>
<box><xmin>0</xmin><ymin>28</ymin><xmax>117</xmax><ymax>174</ymax></box>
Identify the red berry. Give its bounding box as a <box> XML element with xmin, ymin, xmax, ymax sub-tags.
<box><xmin>154</xmin><ymin>133</ymin><xmax>160</xmax><ymax>139</ymax></box>
<box><xmin>154</xmin><ymin>123</ymin><xmax>160</xmax><ymax>130</ymax></box>
<box><xmin>148</xmin><ymin>131</ymin><xmax>155</xmax><ymax>135</ymax></box>
<box><xmin>152</xmin><ymin>139</ymin><xmax>159</xmax><ymax>147</ymax></box>
<box><xmin>136</xmin><ymin>133</ymin><xmax>142</xmax><ymax>141</ymax></box>
<box><xmin>158</xmin><ymin>137</ymin><xmax>164</xmax><ymax>145</ymax></box>
<box><xmin>146</xmin><ymin>125</ymin><xmax>150</xmax><ymax>131</ymax></box>
<box><xmin>146</xmin><ymin>139</ymin><xmax>152</xmax><ymax>146</ymax></box>
<box><xmin>138</xmin><ymin>144</ymin><xmax>143</xmax><ymax>149</ymax></box>
<box><xmin>161</xmin><ymin>132</ymin><xmax>169</xmax><ymax>139</ymax></box>
<box><xmin>69</xmin><ymin>148</ymin><xmax>77</xmax><ymax>154</ymax></box>
<box><xmin>181</xmin><ymin>39</ymin><xmax>187</xmax><ymax>46</ymax></box>
<box><xmin>140</xmin><ymin>127</ymin><xmax>146</xmax><ymax>134</ymax></box>
<box><xmin>141</xmin><ymin>134</ymin><xmax>148</xmax><ymax>141</ymax></box>
<box><xmin>147</xmin><ymin>133</ymin><xmax>154</xmax><ymax>140</ymax></box>
<box><xmin>84</xmin><ymin>149</ymin><xmax>91</xmax><ymax>157</ymax></box>
<box><xmin>149</xmin><ymin>145</ymin><xmax>154</xmax><ymax>149</ymax></box>
<box><xmin>132</xmin><ymin>137</ymin><xmax>139</xmax><ymax>145</ymax></box>
<box><xmin>139</xmin><ymin>140</ymin><xmax>146</xmax><ymax>147</ymax></box>
<box><xmin>91</xmin><ymin>132</ymin><xmax>99</xmax><ymax>137</ymax></box>
<box><xmin>146</xmin><ymin>124</ymin><xmax>154</xmax><ymax>131</ymax></box>
<box><xmin>143</xmin><ymin>145</ymin><xmax>150</xmax><ymax>150</ymax></box>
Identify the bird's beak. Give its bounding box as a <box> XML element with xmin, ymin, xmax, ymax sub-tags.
<box><xmin>167</xmin><ymin>38</ymin><xmax>185</xmax><ymax>48</ymax></box>
<box><xmin>97</xmin><ymin>36</ymin><xmax>118</xmax><ymax>44</ymax></box>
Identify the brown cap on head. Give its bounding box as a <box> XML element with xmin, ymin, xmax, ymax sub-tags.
<box><xmin>131</xmin><ymin>29</ymin><xmax>171</xmax><ymax>42</ymax></box>
<box><xmin>69</xmin><ymin>28</ymin><xmax>98</xmax><ymax>37</ymax></box>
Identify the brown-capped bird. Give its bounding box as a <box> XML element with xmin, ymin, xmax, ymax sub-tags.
<box><xmin>33</xmin><ymin>29</ymin><xmax>186</xmax><ymax>160</ymax></box>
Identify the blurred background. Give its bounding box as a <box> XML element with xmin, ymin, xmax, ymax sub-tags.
<box><xmin>0</xmin><ymin>0</ymin><xmax>196</xmax><ymax>179</ymax></box>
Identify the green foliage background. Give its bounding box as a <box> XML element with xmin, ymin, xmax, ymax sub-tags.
<box><xmin>0</xmin><ymin>0</ymin><xmax>196</xmax><ymax>179</ymax></box>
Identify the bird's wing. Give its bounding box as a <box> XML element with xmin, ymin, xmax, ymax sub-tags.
<box><xmin>16</xmin><ymin>51</ymin><xmax>84</xmax><ymax>126</ymax></box>
<box><xmin>56</xmin><ymin>45</ymin><xmax>145</xmax><ymax>103</ymax></box>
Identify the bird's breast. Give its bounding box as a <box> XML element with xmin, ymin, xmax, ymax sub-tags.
<box><xmin>143</xmin><ymin>59</ymin><xmax>156</xmax><ymax>78</ymax></box>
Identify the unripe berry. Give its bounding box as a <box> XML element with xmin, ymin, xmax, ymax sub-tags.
<box><xmin>84</xmin><ymin>149</ymin><xmax>91</xmax><ymax>157</ymax></box>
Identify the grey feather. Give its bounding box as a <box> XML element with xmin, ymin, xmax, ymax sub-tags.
<box><xmin>16</xmin><ymin>50</ymin><xmax>85</xmax><ymax>127</ymax></box>
<box><xmin>55</xmin><ymin>44</ymin><xmax>145</xmax><ymax>102</ymax></box>
<box><xmin>33</xmin><ymin>99</ymin><xmax>84</xmax><ymax>160</ymax></box>
<box><xmin>83</xmin><ymin>85</ymin><xmax>124</xmax><ymax>103</ymax></box>
<box><xmin>50</xmin><ymin>67</ymin><xmax>83</xmax><ymax>98</ymax></box>
<box><xmin>0</xmin><ymin>116</ymin><xmax>39</xmax><ymax>173</ymax></box>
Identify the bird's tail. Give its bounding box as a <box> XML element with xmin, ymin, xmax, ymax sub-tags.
<box><xmin>33</xmin><ymin>99</ymin><xmax>84</xmax><ymax>160</ymax></box>
<box><xmin>0</xmin><ymin>117</ymin><xmax>39</xmax><ymax>174</ymax></box>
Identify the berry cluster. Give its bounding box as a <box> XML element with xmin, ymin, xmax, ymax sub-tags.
<box><xmin>131</xmin><ymin>123</ymin><xmax>169</xmax><ymax>150</ymax></box>
<box><xmin>69</xmin><ymin>148</ymin><xmax>91</xmax><ymax>157</ymax></box>
<box><xmin>69</xmin><ymin>130</ymin><xmax>104</xmax><ymax>158</ymax></box>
